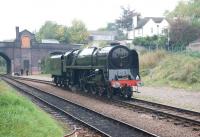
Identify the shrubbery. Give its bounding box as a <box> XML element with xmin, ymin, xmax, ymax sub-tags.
<box><xmin>133</xmin><ymin>36</ymin><xmax>167</xmax><ymax>49</ymax></box>
<box><xmin>140</xmin><ymin>50</ymin><xmax>167</xmax><ymax>69</ymax></box>
<box><xmin>40</xmin><ymin>57</ymin><xmax>51</xmax><ymax>74</ymax></box>
<box><xmin>140</xmin><ymin>51</ymin><xmax>200</xmax><ymax>90</ymax></box>
<box><xmin>0</xmin><ymin>57</ymin><xmax>6</xmax><ymax>74</ymax></box>
<box><xmin>153</xmin><ymin>54</ymin><xmax>200</xmax><ymax>84</ymax></box>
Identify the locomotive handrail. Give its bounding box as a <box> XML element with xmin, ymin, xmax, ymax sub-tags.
<box><xmin>65</xmin><ymin>65</ymin><xmax>105</xmax><ymax>69</ymax></box>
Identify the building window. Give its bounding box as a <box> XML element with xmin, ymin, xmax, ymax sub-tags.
<box><xmin>161</xmin><ymin>28</ymin><xmax>168</xmax><ymax>35</ymax></box>
<box><xmin>21</xmin><ymin>36</ymin><xmax>30</xmax><ymax>48</ymax></box>
<box><xmin>161</xmin><ymin>29</ymin><xmax>165</xmax><ymax>34</ymax></box>
<box><xmin>151</xmin><ymin>28</ymin><xmax>153</xmax><ymax>33</ymax></box>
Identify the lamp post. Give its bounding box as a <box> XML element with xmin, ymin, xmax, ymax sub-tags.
<box><xmin>167</xmin><ymin>28</ymin><xmax>170</xmax><ymax>49</ymax></box>
<box><xmin>157</xmin><ymin>25</ymin><xmax>159</xmax><ymax>50</ymax></box>
<box><xmin>132</xmin><ymin>19</ymin><xmax>135</xmax><ymax>40</ymax></box>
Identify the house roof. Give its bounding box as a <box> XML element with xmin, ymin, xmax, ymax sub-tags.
<box><xmin>42</xmin><ymin>39</ymin><xmax>59</xmax><ymax>43</ymax></box>
<box><xmin>19</xmin><ymin>29</ymin><xmax>33</xmax><ymax>35</ymax></box>
<box><xmin>135</xmin><ymin>17</ymin><xmax>165</xmax><ymax>29</ymax></box>
<box><xmin>89</xmin><ymin>31</ymin><xmax>117</xmax><ymax>36</ymax></box>
<box><xmin>3</xmin><ymin>39</ymin><xmax>15</xmax><ymax>42</ymax></box>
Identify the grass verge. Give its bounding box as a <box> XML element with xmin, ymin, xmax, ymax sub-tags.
<box><xmin>140</xmin><ymin>51</ymin><xmax>200</xmax><ymax>91</ymax></box>
<box><xmin>0</xmin><ymin>80</ymin><xmax>64</xmax><ymax>137</ymax></box>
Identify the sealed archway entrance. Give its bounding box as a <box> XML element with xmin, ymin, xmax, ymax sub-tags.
<box><xmin>0</xmin><ymin>53</ymin><xmax>11</xmax><ymax>74</ymax></box>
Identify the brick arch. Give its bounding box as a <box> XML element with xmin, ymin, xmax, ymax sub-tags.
<box><xmin>0</xmin><ymin>52</ymin><xmax>11</xmax><ymax>74</ymax></box>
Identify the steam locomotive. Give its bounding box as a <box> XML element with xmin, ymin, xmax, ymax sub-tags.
<box><xmin>49</xmin><ymin>42</ymin><xmax>140</xmax><ymax>99</ymax></box>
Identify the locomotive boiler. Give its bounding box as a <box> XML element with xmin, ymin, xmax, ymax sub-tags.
<box><xmin>49</xmin><ymin>42</ymin><xmax>140</xmax><ymax>99</ymax></box>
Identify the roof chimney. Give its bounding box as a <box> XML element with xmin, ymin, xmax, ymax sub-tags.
<box><xmin>16</xmin><ymin>26</ymin><xmax>19</xmax><ymax>41</ymax></box>
<box><xmin>133</xmin><ymin>15</ymin><xmax>138</xmax><ymax>28</ymax></box>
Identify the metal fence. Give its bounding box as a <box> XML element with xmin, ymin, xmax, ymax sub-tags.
<box><xmin>131</xmin><ymin>44</ymin><xmax>200</xmax><ymax>59</ymax></box>
<box><xmin>132</xmin><ymin>45</ymin><xmax>187</xmax><ymax>53</ymax></box>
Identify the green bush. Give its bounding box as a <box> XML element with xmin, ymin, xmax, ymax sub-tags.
<box><xmin>133</xmin><ymin>35</ymin><xmax>167</xmax><ymax>49</ymax></box>
<box><xmin>40</xmin><ymin>56</ymin><xmax>51</xmax><ymax>74</ymax></box>
<box><xmin>0</xmin><ymin>57</ymin><xmax>6</xmax><ymax>74</ymax></box>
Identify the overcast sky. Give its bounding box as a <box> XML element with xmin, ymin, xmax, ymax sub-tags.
<box><xmin>0</xmin><ymin>0</ymin><xmax>181</xmax><ymax>40</ymax></box>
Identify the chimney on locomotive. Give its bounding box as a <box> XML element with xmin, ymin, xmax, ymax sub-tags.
<box><xmin>110</xmin><ymin>41</ymin><xmax>126</xmax><ymax>46</ymax></box>
<box><xmin>110</xmin><ymin>41</ymin><xmax>120</xmax><ymax>46</ymax></box>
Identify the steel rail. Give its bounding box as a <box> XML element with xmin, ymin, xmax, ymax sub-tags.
<box><xmin>132</xmin><ymin>98</ymin><xmax>200</xmax><ymax>117</ymax></box>
<box><xmin>6</xmin><ymin>77</ymin><xmax>200</xmax><ymax>126</ymax></box>
<box><xmin>115</xmin><ymin>99</ymin><xmax>200</xmax><ymax>126</ymax></box>
<box><xmin>7</xmin><ymin>76</ymin><xmax>200</xmax><ymax>127</ymax></box>
<box><xmin>3</xmin><ymin>76</ymin><xmax>158</xmax><ymax>137</ymax></box>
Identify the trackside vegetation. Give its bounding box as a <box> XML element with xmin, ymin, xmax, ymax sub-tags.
<box><xmin>140</xmin><ymin>50</ymin><xmax>200</xmax><ymax>91</ymax></box>
<box><xmin>0</xmin><ymin>80</ymin><xmax>64</xmax><ymax>137</ymax></box>
<box><xmin>0</xmin><ymin>57</ymin><xmax>6</xmax><ymax>74</ymax></box>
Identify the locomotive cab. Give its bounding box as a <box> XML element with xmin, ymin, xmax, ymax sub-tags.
<box><xmin>49</xmin><ymin>54</ymin><xmax>64</xmax><ymax>86</ymax></box>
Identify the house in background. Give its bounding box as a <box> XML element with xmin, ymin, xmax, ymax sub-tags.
<box><xmin>88</xmin><ymin>31</ymin><xmax>117</xmax><ymax>41</ymax></box>
<box><xmin>41</xmin><ymin>39</ymin><xmax>59</xmax><ymax>44</ymax></box>
<box><xmin>128</xmin><ymin>15</ymin><xmax>170</xmax><ymax>39</ymax></box>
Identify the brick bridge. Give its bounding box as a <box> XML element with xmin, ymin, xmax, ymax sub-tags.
<box><xmin>0</xmin><ymin>27</ymin><xmax>80</xmax><ymax>75</ymax></box>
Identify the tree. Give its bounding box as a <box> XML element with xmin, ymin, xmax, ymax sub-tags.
<box><xmin>36</xmin><ymin>21</ymin><xmax>58</xmax><ymax>42</ymax></box>
<box><xmin>68</xmin><ymin>20</ymin><xmax>89</xmax><ymax>44</ymax></box>
<box><xmin>169</xmin><ymin>19</ymin><xmax>200</xmax><ymax>47</ymax></box>
<box><xmin>36</xmin><ymin>21</ymin><xmax>71</xmax><ymax>43</ymax></box>
<box><xmin>116</xmin><ymin>6</ymin><xmax>136</xmax><ymax>38</ymax></box>
<box><xmin>36</xmin><ymin>20</ymin><xmax>88</xmax><ymax>44</ymax></box>
<box><xmin>55</xmin><ymin>25</ymin><xmax>70</xmax><ymax>43</ymax></box>
<box><xmin>166</xmin><ymin>0</ymin><xmax>200</xmax><ymax>22</ymax></box>
<box><xmin>165</xmin><ymin>0</ymin><xmax>200</xmax><ymax>47</ymax></box>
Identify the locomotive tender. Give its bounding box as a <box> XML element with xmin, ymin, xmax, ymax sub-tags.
<box><xmin>49</xmin><ymin>42</ymin><xmax>140</xmax><ymax>99</ymax></box>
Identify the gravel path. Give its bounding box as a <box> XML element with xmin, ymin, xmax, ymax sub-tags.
<box><xmin>135</xmin><ymin>86</ymin><xmax>200</xmax><ymax>112</ymax></box>
<box><xmin>18</xmin><ymin>79</ymin><xmax>200</xmax><ymax>137</ymax></box>
<box><xmin>19</xmin><ymin>75</ymin><xmax>52</xmax><ymax>81</ymax></box>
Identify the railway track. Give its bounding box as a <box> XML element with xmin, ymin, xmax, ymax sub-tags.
<box><xmin>7</xmin><ymin>76</ymin><xmax>200</xmax><ymax>128</ymax></box>
<box><xmin>3</xmin><ymin>76</ymin><xmax>157</xmax><ymax>137</ymax></box>
<box><xmin>11</xmin><ymin>76</ymin><xmax>53</xmax><ymax>85</ymax></box>
<box><xmin>116</xmin><ymin>99</ymin><xmax>200</xmax><ymax>127</ymax></box>
<box><xmin>7</xmin><ymin>82</ymin><xmax>98</xmax><ymax>137</ymax></box>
